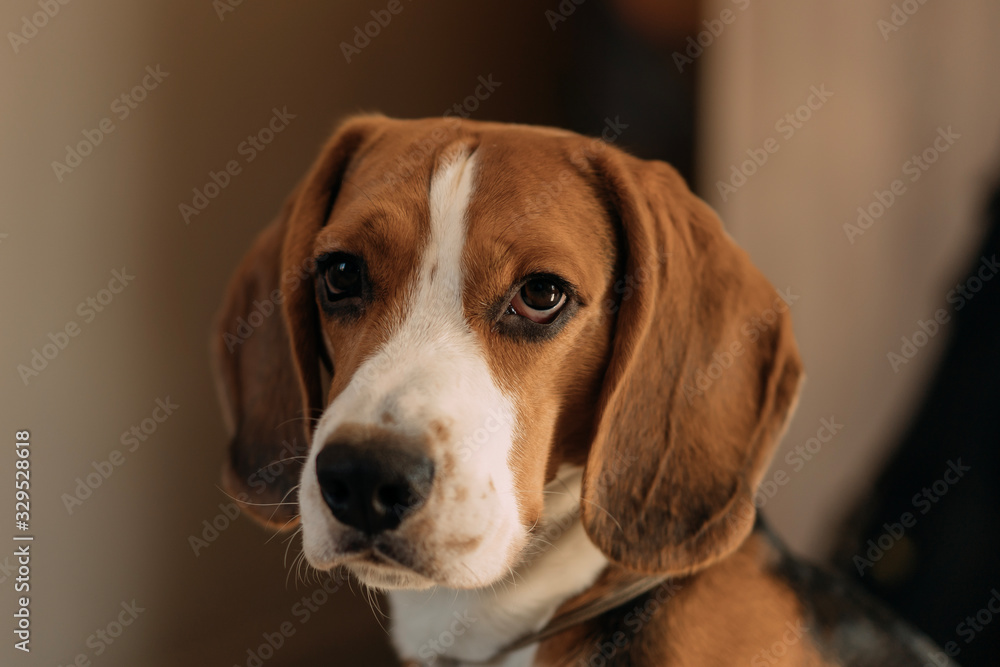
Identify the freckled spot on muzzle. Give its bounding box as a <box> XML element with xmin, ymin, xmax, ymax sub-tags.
<box><xmin>429</xmin><ymin>418</ymin><xmax>451</xmax><ymax>443</ymax></box>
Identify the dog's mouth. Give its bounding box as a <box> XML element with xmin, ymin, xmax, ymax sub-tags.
<box><xmin>341</xmin><ymin>544</ymin><xmax>406</xmax><ymax>568</ymax></box>
<box><xmin>335</xmin><ymin>540</ymin><xmax>437</xmax><ymax>590</ymax></box>
<box><xmin>334</xmin><ymin>534</ymin><xmax>427</xmax><ymax>577</ymax></box>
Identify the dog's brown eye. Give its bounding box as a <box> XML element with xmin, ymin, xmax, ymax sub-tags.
<box><xmin>321</xmin><ymin>254</ymin><xmax>363</xmax><ymax>302</ymax></box>
<box><xmin>509</xmin><ymin>278</ymin><xmax>567</xmax><ymax>324</ymax></box>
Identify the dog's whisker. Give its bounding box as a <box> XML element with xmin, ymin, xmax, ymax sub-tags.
<box><xmin>284</xmin><ymin>544</ymin><xmax>303</xmax><ymax>589</ymax></box>
<box><xmin>296</xmin><ymin>552</ymin><xmax>310</xmax><ymax>589</ymax></box>
<box><xmin>282</xmin><ymin>526</ymin><xmax>301</xmax><ymax>568</ymax></box>
<box><xmin>215</xmin><ymin>484</ymin><xmax>297</xmax><ymax>509</ymax></box>
<box><xmin>575</xmin><ymin>495</ymin><xmax>623</xmax><ymax>534</ymax></box>
<box><xmin>358</xmin><ymin>581</ymin><xmax>390</xmax><ymax>637</ymax></box>
<box><xmin>255</xmin><ymin>456</ymin><xmax>309</xmax><ymax>471</ymax></box>
<box><xmin>264</xmin><ymin>484</ymin><xmax>302</xmax><ymax>526</ymax></box>
<box><xmin>265</xmin><ymin>515</ymin><xmax>301</xmax><ymax>545</ymax></box>
<box><xmin>275</xmin><ymin>416</ymin><xmax>322</xmax><ymax>428</ymax></box>
<box><xmin>290</xmin><ymin>553</ymin><xmax>302</xmax><ymax>589</ymax></box>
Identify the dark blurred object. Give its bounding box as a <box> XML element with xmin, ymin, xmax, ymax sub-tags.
<box><xmin>833</xmin><ymin>184</ymin><xmax>1000</xmax><ymax>666</ymax></box>
<box><xmin>555</xmin><ymin>0</ymin><xmax>698</xmax><ymax>182</ymax></box>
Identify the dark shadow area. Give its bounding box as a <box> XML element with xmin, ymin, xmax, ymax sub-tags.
<box><xmin>834</xmin><ymin>182</ymin><xmax>1000</xmax><ymax>666</ymax></box>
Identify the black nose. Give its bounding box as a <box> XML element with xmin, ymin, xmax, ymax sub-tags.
<box><xmin>315</xmin><ymin>443</ymin><xmax>434</xmax><ymax>534</ymax></box>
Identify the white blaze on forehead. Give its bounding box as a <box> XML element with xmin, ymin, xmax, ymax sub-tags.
<box><xmin>303</xmin><ymin>147</ymin><xmax>524</xmax><ymax>584</ymax></box>
<box><xmin>336</xmin><ymin>147</ymin><xmax>496</xmax><ymax>426</ymax></box>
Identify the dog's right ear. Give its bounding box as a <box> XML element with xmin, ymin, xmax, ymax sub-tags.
<box><xmin>211</xmin><ymin>116</ymin><xmax>381</xmax><ymax>529</ymax></box>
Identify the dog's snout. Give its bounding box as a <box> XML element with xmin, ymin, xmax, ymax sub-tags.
<box><xmin>315</xmin><ymin>442</ymin><xmax>434</xmax><ymax>534</ymax></box>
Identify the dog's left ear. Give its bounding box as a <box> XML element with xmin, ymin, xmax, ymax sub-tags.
<box><xmin>581</xmin><ymin>149</ymin><xmax>804</xmax><ymax>575</ymax></box>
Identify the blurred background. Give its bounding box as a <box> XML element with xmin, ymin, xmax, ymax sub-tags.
<box><xmin>2</xmin><ymin>0</ymin><xmax>998</xmax><ymax>664</ymax></box>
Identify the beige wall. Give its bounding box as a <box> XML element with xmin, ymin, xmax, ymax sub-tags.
<box><xmin>699</xmin><ymin>0</ymin><xmax>1000</xmax><ymax>558</ymax></box>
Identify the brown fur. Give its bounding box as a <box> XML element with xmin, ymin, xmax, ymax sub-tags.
<box><xmin>535</xmin><ymin>532</ymin><xmax>837</xmax><ymax>667</ymax></box>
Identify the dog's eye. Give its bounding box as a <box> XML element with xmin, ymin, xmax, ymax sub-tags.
<box><xmin>508</xmin><ymin>278</ymin><xmax>567</xmax><ymax>324</ymax></box>
<box><xmin>320</xmin><ymin>254</ymin><xmax>363</xmax><ymax>302</ymax></box>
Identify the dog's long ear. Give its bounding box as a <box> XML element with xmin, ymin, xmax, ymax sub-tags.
<box><xmin>212</xmin><ymin>116</ymin><xmax>379</xmax><ymax>528</ymax></box>
<box><xmin>581</xmin><ymin>149</ymin><xmax>804</xmax><ymax>575</ymax></box>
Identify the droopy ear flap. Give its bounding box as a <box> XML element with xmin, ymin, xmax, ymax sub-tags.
<box><xmin>581</xmin><ymin>149</ymin><xmax>804</xmax><ymax>575</ymax></box>
<box><xmin>212</xmin><ymin>116</ymin><xmax>378</xmax><ymax>528</ymax></box>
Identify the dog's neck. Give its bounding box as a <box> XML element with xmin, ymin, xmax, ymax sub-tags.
<box><xmin>388</xmin><ymin>466</ymin><xmax>608</xmax><ymax>667</ymax></box>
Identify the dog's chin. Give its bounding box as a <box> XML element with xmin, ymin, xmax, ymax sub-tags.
<box><xmin>346</xmin><ymin>562</ymin><xmax>436</xmax><ymax>591</ymax></box>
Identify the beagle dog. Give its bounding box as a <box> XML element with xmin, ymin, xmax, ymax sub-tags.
<box><xmin>213</xmin><ymin>116</ymin><xmax>953</xmax><ymax>666</ymax></box>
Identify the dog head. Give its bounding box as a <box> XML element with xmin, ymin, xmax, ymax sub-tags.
<box><xmin>213</xmin><ymin>115</ymin><xmax>803</xmax><ymax>590</ymax></box>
